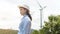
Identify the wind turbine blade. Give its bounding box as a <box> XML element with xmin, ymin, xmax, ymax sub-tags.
<box><xmin>44</xmin><ymin>6</ymin><xmax>46</xmax><ymax>8</ymax></box>
<box><xmin>36</xmin><ymin>0</ymin><xmax>43</xmax><ymax>8</ymax></box>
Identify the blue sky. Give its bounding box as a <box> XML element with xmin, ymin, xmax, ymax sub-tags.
<box><xmin>0</xmin><ymin>0</ymin><xmax>60</xmax><ymax>30</ymax></box>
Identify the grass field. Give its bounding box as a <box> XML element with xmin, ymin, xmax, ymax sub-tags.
<box><xmin>0</xmin><ymin>29</ymin><xmax>35</xmax><ymax>34</ymax></box>
<box><xmin>0</xmin><ymin>29</ymin><xmax>18</xmax><ymax>34</ymax></box>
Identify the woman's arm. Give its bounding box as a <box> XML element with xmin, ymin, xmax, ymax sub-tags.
<box><xmin>23</xmin><ymin>20</ymin><xmax>31</xmax><ymax>34</ymax></box>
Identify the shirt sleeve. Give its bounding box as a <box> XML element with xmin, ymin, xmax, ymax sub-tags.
<box><xmin>23</xmin><ymin>20</ymin><xmax>31</xmax><ymax>34</ymax></box>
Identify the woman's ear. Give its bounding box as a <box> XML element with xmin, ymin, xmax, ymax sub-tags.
<box><xmin>24</xmin><ymin>9</ymin><xmax>27</xmax><ymax>12</ymax></box>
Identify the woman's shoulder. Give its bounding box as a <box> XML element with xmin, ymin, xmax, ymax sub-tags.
<box><xmin>24</xmin><ymin>15</ymin><xmax>31</xmax><ymax>21</ymax></box>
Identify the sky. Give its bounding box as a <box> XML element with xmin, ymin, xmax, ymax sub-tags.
<box><xmin>0</xmin><ymin>0</ymin><xmax>60</xmax><ymax>30</ymax></box>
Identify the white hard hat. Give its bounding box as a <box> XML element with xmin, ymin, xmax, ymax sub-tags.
<box><xmin>18</xmin><ymin>4</ymin><xmax>29</xmax><ymax>10</ymax></box>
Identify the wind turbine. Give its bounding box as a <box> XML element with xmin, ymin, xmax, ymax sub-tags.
<box><xmin>36</xmin><ymin>0</ymin><xmax>46</xmax><ymax>28</ymax></box>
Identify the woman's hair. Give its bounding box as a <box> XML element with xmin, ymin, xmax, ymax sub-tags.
<box><xmin>24</xmin><ymin>8</ymin><xmax>32</xmax><ymax>21</ymax></box>
<box><xmin>26</xmin><ymin>9</ymin><xmax>32</xmax><ymax>21</ymax></box>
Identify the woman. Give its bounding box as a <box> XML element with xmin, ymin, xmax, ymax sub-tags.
<box><xmin>18</xmin><ymin>4</ymin><xmax>32</xmax><ymax>34</ymax></box>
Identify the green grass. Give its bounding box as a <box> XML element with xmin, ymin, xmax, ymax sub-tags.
<box><xmin>0</xmin><ymin>29</ymin><xmax>18</xmax><ymax>34</ymax></box>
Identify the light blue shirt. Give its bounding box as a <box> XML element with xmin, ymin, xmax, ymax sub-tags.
<box><xmin>18</xmin><ymin>15</ymin><xmax>31</xmax><ymax>34</ymax></box>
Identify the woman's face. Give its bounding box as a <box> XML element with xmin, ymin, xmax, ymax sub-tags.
<box><xmin>19</xmin><ymin>7</ymin><xmax>27</xmax><ymax>15</ymax></box>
